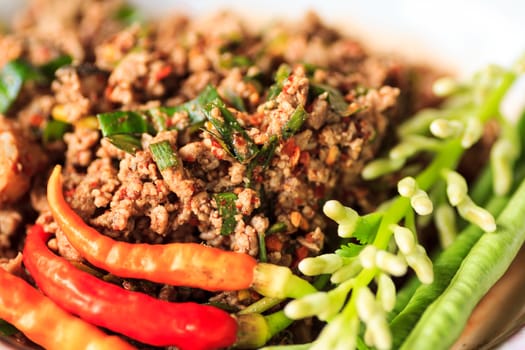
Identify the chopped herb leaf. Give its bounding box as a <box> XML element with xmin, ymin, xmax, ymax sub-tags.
<box><xmin>106</xmin><ymin>134</ymin><xmax>142</xmax><ymax>154</ymax></box>
<box><xmin>97</xmin><ymin>111</ymin><xmax>151</xmax><ymax>137</ymax></box>
<box><xmin>214</xmin><ymin>192</ymin><xmax>238</xmax><ymax>236</ymax></box>
<box><xmin>246</xmin><ymin>135</ymin><xmax>278</xmax><ymax>180</ymax></box>
<box><xmin>282</xmin><ymin>105</ymin><xmax>307</xmax><ymax>139</ymax></box>
<box><xmin>267</xmin><ymin>64</ymin><xmax>292</xmax><ymax>100</ymax></box>
<box><xmin>39</xmin><ymin>55</ymin><xmax>73</xmax><ymax>79</ymax></box>
<box><xmin>149</xmin><ymin>141</ymin><xmax>179</xmax><ymax>171</ymax></box>
<box><xmin>204</xmin><ymin>100</ymin><xmax>259</xmax><ymax>163</ymax></box>
<box><xmin>311</xmin><ymin>83</ymin><xmax>355</xmax><ymax>117</ymax></box>
<box><xmin>352</xmin><ymin>212</ymin><xmax>383</xmax><ymax>244</ymax></box>
<box><xmin>334</xmin><ymin>212</ymin><xmax>383</xmax><ymax>257</ymax></box>
<box><xmin>0</xmin><ymin>319</ymin><xmax>17</xmax><ymax>336</ymax></box>
<box><xmin>336</xmin><ymin>242</ymin><xmax>365</xmax><ymax>258</ymax></box>
<box><xmin>256</xmin><ymin>135</ymin><xmax>279</xmax><ymax>170</ymax></box>
<box><xmin>160</xmin><ymin>84</ymin><xmax>220</xmax><ymax>126</ymax></box>
<box><xmin>42</xmin><ymin>120</ymin><xmax>72</xmax><ymax>143</ymax></box>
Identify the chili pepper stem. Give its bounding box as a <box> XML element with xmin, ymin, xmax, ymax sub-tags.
<box><xmin>235</xmin><ymin>314</ymin><xmax>271</xmax><ymax>348</ymax></box>
<box><xmin>235</xmin><ymin>311</ymin><xmax>293</xmax><ymax>349</ymax></box>
<box><xmin>252</xmin><ymin>263</ymin><xmax>317</xmax><ymax>298</ymax></box>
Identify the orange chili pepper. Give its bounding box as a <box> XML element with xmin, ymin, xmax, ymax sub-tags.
<box><xmin>0</xmin><ymin>267</ymin><xmax>134</xmax><ymax>350</ymax></box>
<box><xmin>47</xmin><ymin>165</ymin><xmax>316</xmax><ymax>298</ymax></box>
<box><xmin>47</xmin><ymin>165</ymin><xmax>256</xmax><ymax>291</ymax></box>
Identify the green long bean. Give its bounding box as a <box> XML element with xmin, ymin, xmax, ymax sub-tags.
<box><xmin>400</xmin><ymin>176</ymin><xmax>525</xmax><ymax>349</ymax></box>
<box><xmin>390</xmin><ymin>195</ymin><xmax>508</xmax><ymax>348</ymax></box>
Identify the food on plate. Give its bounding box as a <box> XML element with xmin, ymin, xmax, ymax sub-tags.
<box><xmin>0</xmin><ymin>0</ymin><xmax>524</xmax><ymax>349</ymax></box>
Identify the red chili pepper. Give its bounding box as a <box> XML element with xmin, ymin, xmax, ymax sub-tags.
<box><xmin>0</xmin><ymin>266</ymin><xmax>134</xmax><ymax>350</ymax></box>
<box><xmin>47</xmin><ymin>165</ymin><xmax>257</xmax><ymax>291</ymax></box>
<box><xmin>155</xmin><ymin>65</ymin><xmax>172</xmax><ymax>81</ymax></box>
<box><xmin>23</xmin><ymin>224</ymin><xmax>237</xmax><ymax>349</ymax></box>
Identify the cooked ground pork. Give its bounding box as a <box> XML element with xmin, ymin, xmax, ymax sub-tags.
<box><xmin>0</xmin><ymin>0</ymin><xmax>445</xmax><ymax>347</ymax></box>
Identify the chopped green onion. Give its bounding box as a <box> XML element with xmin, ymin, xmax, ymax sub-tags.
<box><xmin>267</xmin><ymin>221</ymin><xmax>287</xmax><ymax>235</ymax></box>
<box><xmin>149</xmin><ymin>141</ymin><xmax>179</xmax><ymax>171</ymax></box>
<box><xmin>214</xmin><ymin>192</ymin><xmax>238</xmax><ymax>236</ymax></box>
<box><xmin>97</xmin><ymin>111</ymin><xmax>151</xmax><ymax>137</ymax></box>
<box><xmin>282</xmin><ymin>105</ymin><xmax>307</xmax><ymax>139</ymax></box>
<box><xmin>106</xmin><ymin>134</ymin><xmax>142</xmax><ymax>154</ymax></box>
<box><xmin>258</xmin><ymin>231</ymin><xmax>268</xmax><ymax>262</ymax></box>
<box><xmin>42</xmin><ymin>120</ymin><xmax>72</xmax><ymax>143</ymax></box>
<box><xmin>148</xmin><ymin>108</ymin><xmax>168</xmax><ymax>132</ymax></box>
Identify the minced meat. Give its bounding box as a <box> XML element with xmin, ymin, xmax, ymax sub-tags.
<box><xmin>0</xmin><ymin>0</ymin><xmax>444</xmax><ymax>347</ymax></box>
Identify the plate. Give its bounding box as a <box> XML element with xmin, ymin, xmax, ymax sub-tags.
<box><xmin>1</xmin><ymin>1</ymin><xmax>525</xmax><ymax>349</ymax></box>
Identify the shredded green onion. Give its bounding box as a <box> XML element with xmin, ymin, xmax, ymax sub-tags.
<box><xmin>267</xmin><ymin>222</ymin><xmax>287</xmax><ymax>235</ymax></box>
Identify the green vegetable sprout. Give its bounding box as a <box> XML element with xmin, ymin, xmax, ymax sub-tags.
<box><xmin>261</xmin><ymin>58</ymin><xmax>525</xmax><ymax>350</ymax></box>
